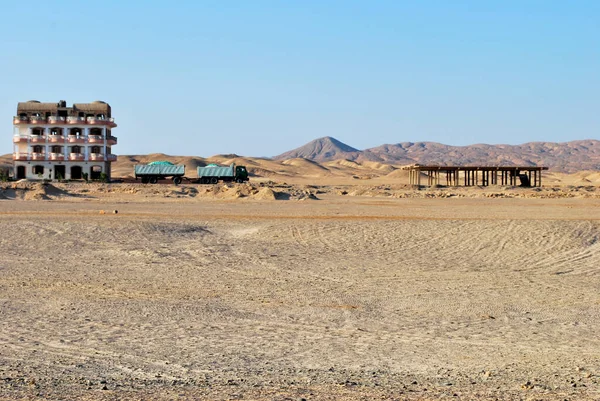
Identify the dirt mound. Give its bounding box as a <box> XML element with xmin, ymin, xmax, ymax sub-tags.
<box><xmin>24</xmin><ymin>188</ymin><xmax>50</xmax><ymax>200</ymax></box>
<box><xmin>192</xmin><ymin>183</ymin><xmax>260</xmax><ymax>199</ymax></box>
<box><xmin>0</xmin><ymin>182</ymin><xmax>52</xmax><ymax>200</ymax></box>
<box><xmin>254</xmin><ymin>187</ymin><xmax>277</xmax><ymax>200</ymax></box>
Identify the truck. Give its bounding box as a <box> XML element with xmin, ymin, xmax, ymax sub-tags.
<box><xmin>134</xmin><ymin>161</ymin><xmax>185</xmax><ymax>185</ymax></box>
<box><xmin>197</xmin><ymin>163</ymin><xmax>249</xmax><ymax>184</ymax></box>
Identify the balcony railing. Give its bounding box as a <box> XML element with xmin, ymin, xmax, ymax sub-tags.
<box><xmin>30</xmin><ymin>135</ymin><xmax>46</xmax><ymax>143</ymax></box>
<box><xmin>88</xmin><ymin>135</ymin><xmax>103</xmax><ymax>143</ymax></box>
<box><xmin>48</xmin><ymin>116</ymin><xmax>66</xmax><ymax>124</ymax></box>
<box><xmin>13</xmin><ymin>135</ymin><xmax>29</xmax><ymax>143</ymax></box>
<box><xmin>67</xmin><ymin>135</ymin><xmax>85</xmax><ymax>143</ymax></box>
<box><xmin>49</xmin><ymin>153</ymin><xmax>65</xmax><ymax>161</ymax></box>
<box><xmin>13</xmin><ymin>115</ymin><xmax>117</xmax><ymax>127</ymax></box>
<box><xmin>48</xmin><ymin>135</ymin><xmax>65</xmax><ymax>143</ymax></box>
<box><xmin>90</xmin><ymin>153</ymin><xmax>104</xmax><ymax>161</ymax></box>
<box><xmin>69</xmin><ymin>153</ymin><xmax>85</xmax><ymax>161</ymax></box>
<box><xmin>106</xmin><ymin>154</ymin><xmax>117</xmax><ymax>161</ymax></box>
<box><xmin>107</xmin><ymin>135</ymin><xmax>118</xmax><ymax>145</ymax></box>
<box><xmin>31</xmin><ymin>152</ymin><xmax>46</xmax><ymax>161</ymax></box>
<box><xmin>13</xmin><ymin>116</ymin><xmax>28</xmax><ymax>124</ymax></box>
<box><xmin>13</xmin><ymin>152</ymin><xmax>29</xmax><ymax>161</ymax></box>
<box><xmin>87</xmin><ymin>117</ymin><xmax>116</xmax><ymax>126</ymax></box>
<box><xmin>30</xmin><ymin>116</ymin><xmax>46</xmax><ymax>125</ymax></box>
<box><xmin>67</xmin><ymin>116</ymin><xmax>85</xmax><ymax>124</ymax></box>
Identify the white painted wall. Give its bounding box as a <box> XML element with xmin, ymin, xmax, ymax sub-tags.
<box><xmin>12</xmin><ymin>123</ymin><xmax>115</xmax><ymax>180</ymax></box>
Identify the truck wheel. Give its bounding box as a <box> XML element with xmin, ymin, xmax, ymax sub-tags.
<box><xmin>141</xmin><ymin>177</ymin><xmax>149</xmax><ymax>184</ymax></box>
<box><xmin>150</xmin><ymin>177</ymin><xmax>158</xmax><ymax>184</ymax></box>
<box><xmin>210</xmin><ymin>177</ymin><xmax>218</xmax><ymax>184</ymax></box>
<box><xmin>201</xmin><ymin>177</ymin><xmax>209</xmax><ymax>184</ymax></box>
<box><xmin>173</xmin><ymin>176</ymin><xmax>182</xmax><ymax>185</ymax></box>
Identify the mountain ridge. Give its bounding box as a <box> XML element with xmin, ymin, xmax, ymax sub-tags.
<box><xmin>274</xmin><ymin>138</ymin><xmax>600</xmax><ymax>173</ymax></box>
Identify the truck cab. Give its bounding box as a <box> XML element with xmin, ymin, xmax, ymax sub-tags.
<box><xmin>236</xmin><ymin>165</ymin><xmax>249</xmax><ymax>182</ymax></box>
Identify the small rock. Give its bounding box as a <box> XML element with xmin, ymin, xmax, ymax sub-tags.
<box><xmin>521</xmin><ymin>381</ymin><xmax>534</xmax><ymax>390</ymax></box>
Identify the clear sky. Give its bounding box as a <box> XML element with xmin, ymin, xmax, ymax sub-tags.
<box><xmin>1</xmin><ymin>0</ymin><xmax>598</xmax><ymax>157</ymax></box>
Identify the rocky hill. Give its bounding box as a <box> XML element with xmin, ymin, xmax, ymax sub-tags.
<box><xmin>273</xmin><ymin>136</ymin><xmax>360</xmax><ymax>162</ymax></box>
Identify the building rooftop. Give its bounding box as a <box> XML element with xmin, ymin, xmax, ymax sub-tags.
<box><xmin>17</xmin><ymin>100</ymin><xmax>111</xmax><ymax>117</ymax></box>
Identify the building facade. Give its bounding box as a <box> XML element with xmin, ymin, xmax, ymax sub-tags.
<box><xmin>12</xmin><ymin>100</ymin><xmax>117</xmax><ymax>180</ymax></box>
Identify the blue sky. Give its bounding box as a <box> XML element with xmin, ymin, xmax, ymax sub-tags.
<box><xmin>1</xmin><ymin>1</ymin><xmax>598</xmax><ymax>157</ymax></box>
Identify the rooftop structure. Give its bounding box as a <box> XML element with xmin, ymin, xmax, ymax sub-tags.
<box><xmin>406</xmin><ymin>165</ymin><xmax>548</xmax><ymax>187</ymax></box>
<box><xmin>12</xmin><ymin>100</ymin><xmax>117</xmax><ymax>180</ymax></box>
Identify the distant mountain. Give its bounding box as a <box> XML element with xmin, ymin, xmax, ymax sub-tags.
<box><xmin>275</xmin><ymin>138</ymin><xmax>600</xmax><ymax>173</ymax></box>
<box><xmin>273</xmin><ymin>136</ymin><xmax>360</xmax><ymax>162</ymax></box>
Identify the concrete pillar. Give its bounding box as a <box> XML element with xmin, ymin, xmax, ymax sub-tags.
<box><xmin>103</xmin><ymin>127</ymin><xmax>107</xmax><ymax>158</ymax></box>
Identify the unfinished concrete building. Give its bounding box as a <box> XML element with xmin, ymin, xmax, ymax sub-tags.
<box><xmin>407</xmin><ymin>165</ymin><xmax>548</xmax><ymax>187</ymax></box>
<box><xmin>12</xmin><ymin>100</ymin><xmax>117</xmax><ymax>180</ymax></box>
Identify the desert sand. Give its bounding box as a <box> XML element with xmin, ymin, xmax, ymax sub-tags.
<box><xmin>1</xmin><ymin>178</ymin><xmax>600</xmax><ymax>400</ymax></box>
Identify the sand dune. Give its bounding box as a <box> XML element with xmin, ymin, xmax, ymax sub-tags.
<box><xmin>3</xmin><ymin>152</ymin><xmax>600</xmax><ymax>186</ymax></box>
<box><xmin>111</xmin><ymin>155</ymin><xmax>600</xmax><ymax>186</ymax></box>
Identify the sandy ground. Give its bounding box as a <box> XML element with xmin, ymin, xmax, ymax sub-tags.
<box><xmin>1</xmin><ymin>182</ymin><xmax>600</xmax><ymax>400</ymax></box>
